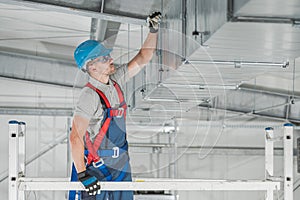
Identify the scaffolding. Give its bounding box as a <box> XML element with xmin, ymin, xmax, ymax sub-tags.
<box><xmin>265</xmin><ymin>124</ymin><xmax>294</xmax><ymax>200</ymax></box>
<box><xmin>8</xmin><ymin>120</ymin><xmax>295</xmax><ymax>200</ymax></box>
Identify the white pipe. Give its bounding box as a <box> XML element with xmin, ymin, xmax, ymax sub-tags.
<box><xmin>161</xmin><ymin>83</ymin><xmax>238</xmax><ymax>90</ymax></box>
<box><xmin>186</xmin><ymin>60</ymin><xmax>289</xmax><ymax>68</ymax></box>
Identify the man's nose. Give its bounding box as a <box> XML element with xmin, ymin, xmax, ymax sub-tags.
<box><xmin>109</xmin><ymin>57</ymin><xmax>113</xmax><ymax>63</ymax></box>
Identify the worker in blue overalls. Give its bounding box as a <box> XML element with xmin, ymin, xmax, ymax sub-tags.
<box><xmin>70</xmin><ymin>12</ymin><xmax>161</xmax><ymax>200</ymax></box>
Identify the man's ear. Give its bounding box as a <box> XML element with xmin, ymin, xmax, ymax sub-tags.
<box><xmin>88</xmin><ymin>65</ymin><xmax>97</xmax><ymax>73</ymax></box>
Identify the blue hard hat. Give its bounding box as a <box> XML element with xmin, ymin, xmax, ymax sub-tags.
<box><xmin>74</xmin><ymin>40</ymin><xmax>112</xmax><ymax>70</ymax></box>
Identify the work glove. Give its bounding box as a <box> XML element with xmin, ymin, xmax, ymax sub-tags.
<box><xmin>78</xmin><ymin>170</ymin><xmax>101</xmax><ymax>196</ymax></box>
<box><xmin>146</xmin><ymin>11</ymin><xmax>162</xmax><ymax>33</ymax></box>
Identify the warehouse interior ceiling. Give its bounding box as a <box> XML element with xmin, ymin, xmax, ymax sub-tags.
<box><xmin>0</xmin><ymin>0</ymin><xmax>299</xmax><ymax>125</ymax></box>
<box><xmin>1</xmin><ymin>1</ymin><xmax>300</xmax><ymax>199</ymax></box>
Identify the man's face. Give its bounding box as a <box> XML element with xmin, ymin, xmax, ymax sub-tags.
<box><xmin>87</xmin><ymin>54</ymin><xmax>115</xmax><ymax>76</ymax></box>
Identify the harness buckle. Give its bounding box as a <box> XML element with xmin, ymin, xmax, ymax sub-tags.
<box><xmin>112</xmin><ymin>147</ymin><xmax>119</xmax><ymax>158</ymax></box>
<box><xmin>116</xmin><ymin>107</ymin><xmax>124</xmax><ymax>118</ymax></box>
<box><xmin>107</xmin><ymin>108</ymin><xmax>112</xmax><ymax>118</ymax></box>
<box><xmin>108</xmin><ymin>107</ymin><xmax>124</xmax><ymax>118</ymax></box>
<box><xmin>93</xmin><ymin>158</ymin><xmax>104</xmax><ymax>168</ymax></box>
<box><xmin>84</xmin><ymin>155</ymin><xmax>88</xmax><ymax>166</ymax></box>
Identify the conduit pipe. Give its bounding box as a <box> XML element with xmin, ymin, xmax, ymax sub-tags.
<box><xmin>185</xmin><ymin>60</ymin><xmax>289</xmax><ymax>68</ymax></box>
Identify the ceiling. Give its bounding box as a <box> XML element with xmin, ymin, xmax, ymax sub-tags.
<box><xmin>0</xmin><ymin>0</ymin><xmax>299</xmax><ymax>124</ymax></box>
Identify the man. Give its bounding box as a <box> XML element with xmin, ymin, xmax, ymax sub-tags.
<box><xmin>70</xmin><ymin>12</ymin><xmax>162</xmax><ymax>200</ymax></box>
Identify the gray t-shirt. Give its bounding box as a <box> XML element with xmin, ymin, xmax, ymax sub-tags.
<box><xmin>74</xmin><ymin>64</ymin><xmax>129</xmax><ymax>141</ymax></box>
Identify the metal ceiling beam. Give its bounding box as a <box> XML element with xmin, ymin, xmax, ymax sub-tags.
<box><xmin>0</xmin><ymin>51</ymin><xmax>84</xmax><ymax>88</ymax></box>
<box><xmin>198</xmin><ymin>105</ymin><xmax>300</xmax><ymax>124</ymax></box>
<box><xmin>0</xmin><ymin>0</ymin><xmax>145</xmax><ymax>25</ymax></box>
<box><xmin>0</xmin><ymin>48</ymin><xmax>74</xmax><ymax>65</ymax></box>
<box><xmin>0</xmin><ymin>75</ymin><xmax>76</xmax><ymax>88</ymax></box>
<box><xmin>0</xmin><ymin>106</ymin><xmax>73</xmax><ymax>116</ymax></box>
<box><xmin>240</xmin><ymin>84</ymin><xmax>300</xmax><ymax>99</ymax></box>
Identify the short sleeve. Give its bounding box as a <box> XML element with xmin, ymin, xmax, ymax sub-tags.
<box><xmin>74</xmin><ymin>88</ymin><xmax>100</xmax><ymax>120</ymax></box>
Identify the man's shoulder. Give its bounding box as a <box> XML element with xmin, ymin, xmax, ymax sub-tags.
<box><xmin>81</xmin><ymin>86</ymin><xmax>94</xmax><ymax>94</ymax></box>
<box><xmin>79</xmin><ymin>86</ymin><xmax>99</xmax><ymax>99</ymax></box>
<box><xmin>110</xmin><ymin>63</ymin><xmax>129</xmax><ymax>85</ymax></box>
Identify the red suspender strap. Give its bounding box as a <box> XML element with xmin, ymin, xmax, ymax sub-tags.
<box><xmin>84</xmin><ymin>81</ymin><xmax>127</xmax><ymax>165</ymax></box>
<box><xmin>112</xmin><ymin>81</ymin><xmax>127</xmax><ymax>119</ymax></box>
<box><xmin>86</xmin><ymin>83</ymin><xmax>111</xmax><ymax>107</ymax></box>
<box><xmin>92</xmin><ymin>118</ymin><xmax>111</xmax><ymax>152</ymax></box>
<box><xmin>85</xmin><ymin>132</ymin><xmax>100</xmax><ymax>163</ymax></box>
<box><xmin>85</xmin><ymin>117</ymin><xmax>112</xmax><ymax>164</ymax></box>
<box><xmin>112</xmin><ymin>81</ymin><xmax>124</xmax><ymax>103</ymax></box>
<box><xmin>85</xmin><ymin>83</ymin><xmax>112</xmax><ymax>164</ymax></box>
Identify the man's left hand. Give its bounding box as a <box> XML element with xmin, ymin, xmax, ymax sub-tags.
<box><xmin>78</xmin><ymin>170</ymin><xmax>101</xmax><ymax>195</ymax></box>
<box><xmin>147</xmin><ymin>11</ymin><xmax>162</xmax><ymax>33</ymax></box>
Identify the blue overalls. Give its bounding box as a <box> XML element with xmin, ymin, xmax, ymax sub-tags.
<box><xmin>70</xmin><ymin>80</ymin><xmax>133</xmax><ymax>200</ymax></box>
